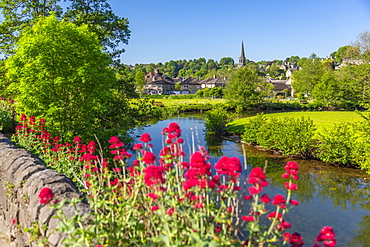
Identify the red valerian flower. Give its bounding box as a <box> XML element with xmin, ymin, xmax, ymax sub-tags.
<box><xmin>283</xmin><ymin>232</ymin><xmax>291</xmax><ymax>242</ymax></box>
<box><xmin>272</xmin><ymin>194</ymin><xmax>286</xmax><ymax>206</ymax></box>
<box><xmin>247</xmin><ymin>167</ymin><xmax>268</xmax><ymax>194</ymax></box>
<box><xmin>142</xmin><ymin>151</ymin><xmax>156</xmax><ymax>164</ymax></box>
<box><xmin>147</xmin><ymin>193</ymin><xmax>159</xmax><ymax>200</ymax></box>
<box><xmin>166</xmin><ymin>207</ymin><xmax>175</xmax><ymax>215</ymax></box>
<box><xmin>140</xmin><ymin>133</ymin><xmax>152</xmax><ymax>143</ymax></box>
<box><xmin>241</xmin><ymin>216</ymin><xmax>255</xmax><ymax>221</ymax></box>
<box><xmin>39</xmin><ymin>187</ymin><xmax>54</xmax><ymax>204</ymax></box>
<box><xmin>289</xmin><ymin>232</ymin><xmax>304</xmax><ymax>247</ymax></box>
<box><xmin>314</xmin><ymin>226</ymin><xmax>336</xmax><ymax>247</ymax></box>
<box><xmin>143</xmin><ymin>165</ymin><xmax>165</xmax><ymax>187</ymax></box>
<box><xmin>290</xmin><ymin>199</ymin><xmax>300</xmax><ymax>206</ymax></box>
<box><xmin>283</xmin><ymin>161</ymin><xmax>299</xmax><ymax>180</ymax></box>
<box><xmin>260</xmin><ymin>194</ymin><xmax>271</xmax><ymax>203</ymax></box>
<box><xmin>133</xmin><ymin>143</ymin><xmax>143</xmax><ymax>151</ymax></box>
<box><xmin>190</xmin><ymin>151</ymin><xmax>207</xmax><ymax>168</ymax></box>
<box><xmin>215</xmin><ymin>156</ymin><xmax>242</xmax><ymax>179</ymax></box>
<box><xmin>284</xmin><ymin>182</ymin><xmax>298</xmax><ymax>191</ymax></box>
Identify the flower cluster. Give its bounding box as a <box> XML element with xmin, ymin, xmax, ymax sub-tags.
<box><xmin>247</xmin><ymin>167</ymin><xmax>268</xmax><ymax>194</ymax></box>
<box><xmin>18</xmin><ymin>115</ymin><xmax>336</xmax><ymax>247</ymax></box>
<box><xmin>38</xmin><ymin>187</ymin><xmax>54</xmax><ymax>204</ymax></box>
<box><xmin>313</xmin><ymin>226</ymin><xmax>336</xmax><ymax>247</ymax></box>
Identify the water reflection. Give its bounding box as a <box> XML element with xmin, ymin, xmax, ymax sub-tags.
<box><xmin>131</xmin><ymin>115</ymin><xmax>370</xmax><ymax>247</ymax></box>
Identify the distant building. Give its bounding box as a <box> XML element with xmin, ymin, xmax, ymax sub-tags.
<box><xmin>238</xmin><ymin>41</ymin><xmax>246</xmax><ymax>67</ymax></box>
<box><xmin>200</xmin><ymin>76</ymin><xmax>228</xmax><ymax>89</ymax></box>
<box><xmin>144</xmin><ymin>69</ymin><xmax>174</xmax><ymax>95</ymax></box>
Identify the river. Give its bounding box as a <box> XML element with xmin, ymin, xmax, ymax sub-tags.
<box><xmin>131</xmin><ymin>115</ymin><xmax>370</xmax><ymax>247</ymax></box>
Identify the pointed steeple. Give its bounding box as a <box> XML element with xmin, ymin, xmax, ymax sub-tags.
<box><xmin>239</xmin><ymin>41</ymin><xmax>246</xmax><ymax>67</ymax></box>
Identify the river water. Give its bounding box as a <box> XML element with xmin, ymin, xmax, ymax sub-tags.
<box><xmin>131</xmin><ymin>115</ymin><xmax>370</xmax><ymax>247</ymax></box>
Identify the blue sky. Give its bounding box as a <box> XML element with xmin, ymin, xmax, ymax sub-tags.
<box><xmin>108</xmin><ymin>0</ymin><xmax>370</xmax><ymax>65</ymax></box>
<box><xmin>1</xmin><ymin>0</ymin><xmax>369</xmax><ymax>65</ymax></box>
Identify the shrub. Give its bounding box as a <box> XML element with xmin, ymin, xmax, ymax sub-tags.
<box><xmin>204</xmin><ymin>104</ymin><xmax>234</xmax><ymax>135</ymax></box>
<box><xmin>242</xmin><ymin>116</ymin><xmax>316</xmax><ymax>158</ymax></box>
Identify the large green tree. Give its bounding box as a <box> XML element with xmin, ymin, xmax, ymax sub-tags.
<box><xmin>0</xmin><ymin>0</ymin><xmax>130</xmax><ymax>57</ymax></box>
<box><xmin>63</xmin><ymin>0</ymin><xmax>130</xmax><ymax>58</ymax></box>
<box><xmin>5</xmin><ymin>15</ymin><xmax>116</xmax><ymax>139</ymax></box>
<box><xmin>292</xmin><ymin>56</ymin><xmax>324</xmax><ymax>98</ymax></box>
<box><xmin>337</xmin><ymin>64</ymin><xmax>370</xmax><ymax>108</ymax></box>
<box><xmin>224</xmin><ymin>65</ymin><xmax>272</xmax><ymax>110</ymax></box>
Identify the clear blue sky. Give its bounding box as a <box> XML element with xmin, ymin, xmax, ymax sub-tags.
<box><xmin>108</xmin><ymin>0</ymin><xmax>370</xmax><ymax>65</ymax></box>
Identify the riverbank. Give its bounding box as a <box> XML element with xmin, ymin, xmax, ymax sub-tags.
<box><xmin>226</xmin><ymin>111</ymin><xmax>370</xmax><ymax>172</ymax></box>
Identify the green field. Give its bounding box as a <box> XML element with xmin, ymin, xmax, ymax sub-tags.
<box><xmin>227</xmin><ymin>111</ymin><xmax>366</xmax><ymax>136</ymax></box>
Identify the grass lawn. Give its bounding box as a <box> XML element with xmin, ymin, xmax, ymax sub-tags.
<box><xmin>227</xmin><ymin>111</ymin><xmax>366</xmax><ymax>136</ymax></box>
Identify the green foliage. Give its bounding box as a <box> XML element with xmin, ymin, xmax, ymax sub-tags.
<box><xmin>63</xmin><ymin>0</ymin><xmax>130</xmax><ymax>58</ymax></box>
<box><xmin>224</xmin><ymin>65</ymin><xmax>273</xmax><ymax>111</ymax></box>
<box><xmin>0</xmin><ymin>0</ymin><xmax>130</xmax><ymax>58</ymax></box>
<box><xmin>241</xmin><ymin>116</ymin><xmax>316</xmax><ymax>157</ymax></box>
<box><xmin>317</xmin><ymin>122</ymin><xmax>361</xmax><ymax>165</ymax></box>
<box><xmin>134</xmin><ymin>70</ymin><xmax>146</xmax><ymax>93</ymax></box>
<box><xmin>317</xmin><ymin>113</ymin><xmax>370</xmax><ymax>172</ymax></box>
<box><xmin>5</xmin><ymin>15</ymin><xmax>115</xmax><ymax>140</ymax></box>
<box><xmin>241</xmin><ymin>113</ymin><xmax>267</xmax><ymax>144</ymax></box>
<box><xmin>311</xmin><ymin>70</ymin><xmax>343</xmax><ymax>107</ymax></box>
<box><xmin>204</xmin><ymin>104</ymin><xmax>234</xmax><ymax>135</ymax></box>
<box><xmin>336</xmin><ymin>63</ymin><xmax>370</xmax><ymax>109</ymax></box>
<box><xmin>292</xmin><ymin>58</ymin><xmax>324</xmax><ymax>98</ymax></box>
<box><xmin>0</xmin><ymin>98</ymin><xmax>14</xmax><ymax>132</ymax></box>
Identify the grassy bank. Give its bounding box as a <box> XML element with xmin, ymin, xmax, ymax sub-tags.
<box><xmin>227</xmin><ymin>111</ymin><xmax>364</xmax><ymax>136</ymax></box>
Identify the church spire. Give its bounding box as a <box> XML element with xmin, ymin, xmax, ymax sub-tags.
<box><xmin>239</xmin><ymin>41</ymin><xmax>246</xmax><ymax>67</ymax></box>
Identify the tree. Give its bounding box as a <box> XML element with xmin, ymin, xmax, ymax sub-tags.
<box><xmin>312</xmin><ymin>71</ymin><xmax>343</xmax><ymax>107</ymax></box>
<box><xmin>0</xmin><ymin>0</ymin><xmax>130</xmax><ymax>58</ymax></box>
<box><xmin>219</xmin><ymin>57</ymin><xmax>235</xmax><ymax>66</ymax></box>
<box><xmin>337</xmin><ymin>63</ymin><xmax>370</xmax><ymax>108</ymax></box>
<box><xmin>134</xmin><ymin>70</ymin><xmax>146</xmax><ymax>94</ymax></box>
<box><xmin>224</xmin><ymin>65</ymin><xmax>272</xmax><ymax>110</ymax></box>
<box><xmin>351</xmin><ymin>30</ymin><xmax>370</xmax><ymax>61</ymax></box>
<box><xmin>292</xmin><ymin>58</ymin><xmax>324</xmax><ymax>98</ymax></box>
<box><xmin>5</xmin><ymin>15</ymin><xmax>116</xmax><ymax>139</ymax></box>
<box><xmin>0</xmin><ymin>0</ymin><xmax>62</xmax><ymax>55</ymax></box>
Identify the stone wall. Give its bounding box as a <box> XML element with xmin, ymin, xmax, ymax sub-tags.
<box><xmin>0</xmin><ymin>134</ymin><xmax>89</xmax><ymax>246</ymax></box>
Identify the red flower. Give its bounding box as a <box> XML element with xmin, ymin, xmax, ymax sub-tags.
<box><xmin>142</xmin><ymin>151</ymin><xmax>156</xmax><ymax>164</ymax></box>
<box><xmin>133</xmin><ymin>143</ymin><xmax>143</xmax><ymax>151</ymax></box>
<box><xmin>147</xmin><ymin>193</ymin><xmax>159</xmax><ymax>200</ymax></box>
<box><xmin>140</xmin><ymin>133</ymin><xmax>152</xmax><ymax>143</ymax></box>
<box><xmin>283</xmin><ymin>161</ymin><xmax>300</xmax><ymax>180</ymax></box>
<box><xmin>272</xmin><ymin>194</ymin><xmax>286</xmax><ymax>206</ymax></box>
<box><xmin>260</xmin><ymin>194</ymin><xmax>271</xmax><ymax>203</ymax></box>
<box><xmin>166</xmin><ymin>207</ymin><xmax>175</xmax><ymax>215</ymax></box>
<box><xmin>151</xmin><ymin>206</ymin><xmax>159</xmax><ymax>211</ymax></box>
<box><xmin>247</xmin><ymin>167</ymin><xmax>268</xmax><ymax>194</ymax></box>
<box><xmin>143</xmin><ymin>165</ymin><xmax>165</xmax><ymax>187</ymax></box>
<box><xmin>283</xmin><ymin>232</ymin><xmax>291</xmax><ymax>242</ymax></box>
<box><xmin>241</xmin><ymin>216</ymin><xmax>255</xmax><ymax>221</ymax></box>
<box><xmin>315</xmin><ymin>226</ymin><xmax>336</xmax><ymax>247</ymax></box>
<box><xmin>190</xmin><ymin>152</ymin><xmax>206</xmax><ymax>168</ymax></box>
<box><xmin>284</xmin><ymin>182</ymin><xmax>298</xmax><ymax>191</ymax></box>
<box><xmin>244</xmin><ymin>195</ymin><xmax>252</xmax><ymax>200</ymax></box>
<box><xmin>290</xmin><ymin>232</ymin><xmax>304</xmax><ymax>247</ymax></box>
<box><xmin>290</xmin><ymin>199</ymin><xmax>300</xmax><ymax>206</ymax></box>
<box><xmin>39</xmin><ymin>187</ymin><xmax>54</xmax><ymax>204</ymax></box>
<box><xmin>215</xmin><ymin>156</ymin><xmax>242</xmax><ymax>179</ymax></box>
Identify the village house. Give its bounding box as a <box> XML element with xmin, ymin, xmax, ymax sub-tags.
<box><xmin>268</xmin><ymin>79</ymin><xmax>291</xmax><ymax>97</ymax></box>
<box><xmin>144</xmin><ymin>69</ymin><xmax>175</xmax><ymax>95</ymax></box>
<box><xmin>175</xmin><ymin>77</ymin><xmax>201</xmax><ymax>94</ymax></box>
<box><xmin>199</xmin><ymin>76</ymin><xmax>228</xmax><ymax>89</ymax></box>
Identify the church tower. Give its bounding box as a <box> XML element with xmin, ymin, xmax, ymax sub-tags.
<box><xmin>238</xmin><ymin>41</ymin><xmax>246</xmax><ymax>67</ymax></box>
